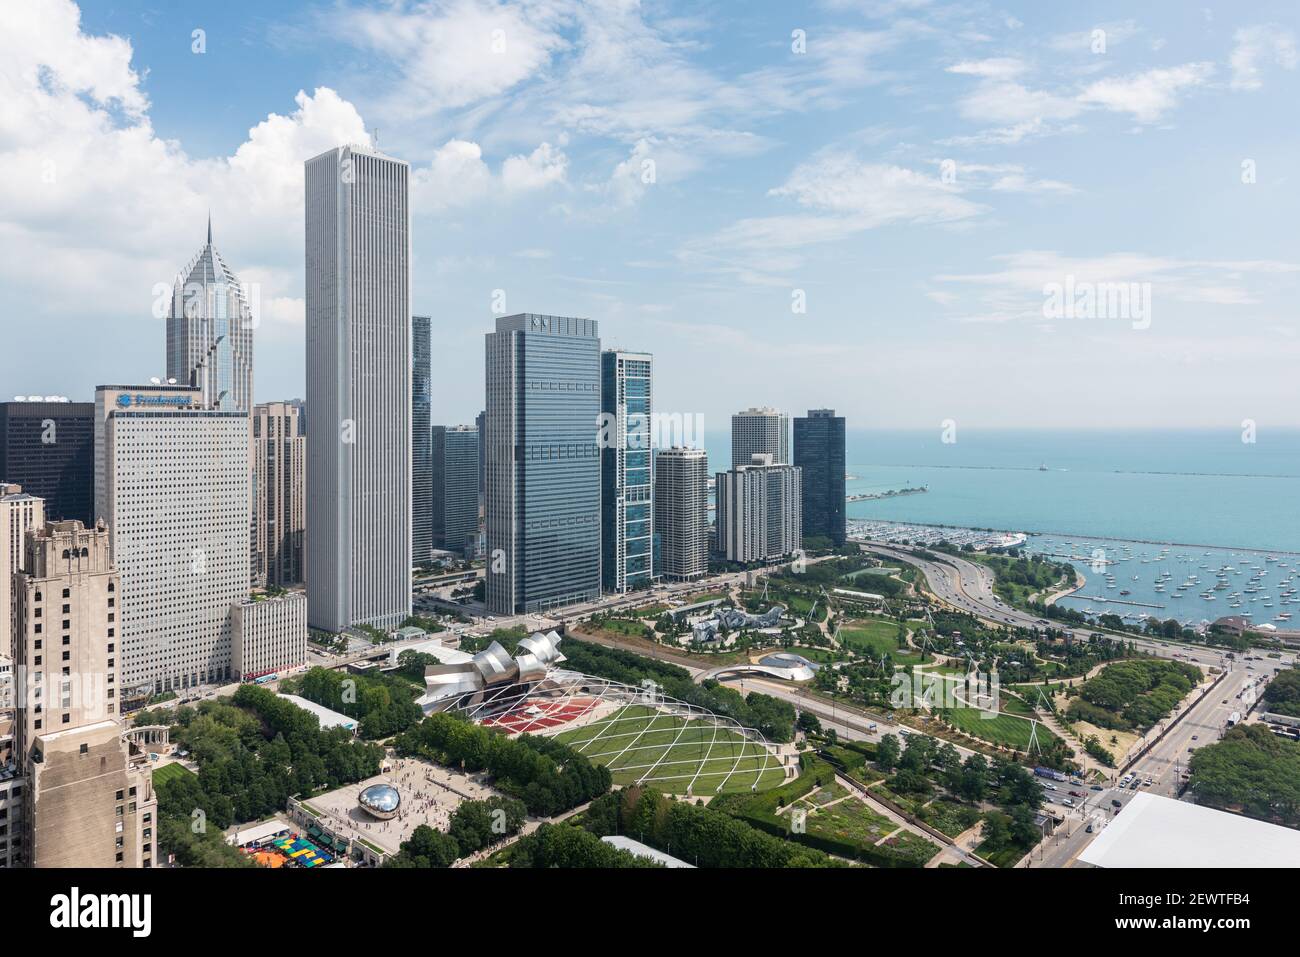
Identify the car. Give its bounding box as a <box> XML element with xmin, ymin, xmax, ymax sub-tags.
<box><xmin>1111</xmin><ymin>799</ymin><xmax>1123</xmax><ymax>808</ymax></box>
<box><xmin>1069</xmin><ymin>790</ymin><xmax>1085</xmax><ymax>798</ymax></box>
<box><xmin>1086</xmin><ymin>823</ymin><xmax>1094</xmax><ymax>833</ymax></box>
<box><xmin>1143</xmin><ymin>779</ymin><xmax>1152</xmax><ymax>786</ymax></box>
<box><xmin>1223</xmin><ymin>699</ymin><xmax>1229</xmax><ymax>704</ymax></box>
<box><xmin>1129</xmin><ymin>780</ymin><xmax>1141</xmax><ymax>789</ymax></box>
<box><xmin>1044</xmin><ymin>783</ymin><xmax>1057</xmax><ymax>791</ymax></box>
<box><xmin>1188</xmin><ymin>747</ymin><xmax>1195</xmax><ymax>753</ymax></box>
<box><xmin>1090</xmin><ymin>784</ymin><xmax>1104</xmax><ymax>791</ymax></box>
<box><xmin>1191</xmin><ymin>735</ymin><xmax>1199</xmax><ymax>740</ymax></box>
<box><xmin>1062</xmin><ymin>798</ymin><xmax>1075</xmax><ymax>807</ymax></box>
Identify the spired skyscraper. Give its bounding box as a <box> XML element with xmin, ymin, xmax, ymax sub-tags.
<box><xmin>305</xmin><ymin>144</ymin><xmax>412</xmax><ymax>633</ymax></box>
<box><xmin>485</xmin><ymin>314</ymin><xmax>601</xmax><ymax>615</ymax></box>
<box><xmin>166</xmin><ymin>217</ymin><xmax>254</xmax><ymax>412</ymax></box>
<box><xmin>412</xmin><ymin>316</ymin><xmax>433</xmax><ymax>566</ymax></box>
<box><xmin>793</xmin><ymin>409</ymin><xmax>846</xmax><ymax>546</ymax></box>
<box><xmin>600</xmin><ymin>350</ymin><xmax>653</xmax><ymax>593</ymax></box>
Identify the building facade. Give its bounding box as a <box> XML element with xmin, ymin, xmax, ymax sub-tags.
<box><xmin>431</xmin><ymin>425</ymin><xmax>479</xmax><ymax>555</ymax></box>
<box><xmin>251</xmin><ymin>402</ymin><xmax>306</xmax><ymax>588</ymax></box>
<box><xmin>793</xmin><ymin>409</ymin><xmax>846</xmax><ymax>546</ymax></box>
<box><xmin>412</xmin><ymin>315</ymin><xmax>433</xmax><ymax>566</ymax></box>
<box><xmin>731</xmin><ymin>407</ymin><xmax>790</xmax><ymax>467</ymax></box>
<box><xmin>714</xmin><ymin>456</ymin><xmax>803</xmax><ymax>563</ymax></box>
<box><xmin>12</xmin><ymin>520</ymin><xmax>156</xmax><ymax>868</ymax></box>
<box><xmin>1</xmin><ymin>485</ymin><xmax>44</xmax><ymax>661</ymax></box>
<box><xmin>653</xmin><ymin>448</ymin><xmax>709</xmax><ymax>581</ymax></box>
<box><xmin>600</xmin><ymin>350</ymin><xmax>654</xmax><ymax>593</ymax></box>
<box><xmin>97</xmin><ymin>386</ymin><xmax>251</xmax><ymax>695</ymax></box>
<box><xmin>166</xmin><ymin>218</ymin><xmax>254</xmax><ymax>413</ymax></box>
<box><xmin>305</xmin><ymin>144</ymin><xmax>412</xmax><ymax>633</ymax></box>
<box><xmin>231</xmin><ymin>591</ymin><xmax>308</xmax><ymax>680</ymax></box>
<box><xmin>0</xmin><ymin>400</ymin><xmax>94</xmax><ymax>526</ymax></box>
<box><xmin>485</xmin><ymin>314</ymin><xmax>602</xmax><ymax>615</ymax></box>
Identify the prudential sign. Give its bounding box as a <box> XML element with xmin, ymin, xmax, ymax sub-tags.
<box><xmin>117</xmin><ymin>393</ymin><xmax>191</xmax><ymax>409</ymax></box>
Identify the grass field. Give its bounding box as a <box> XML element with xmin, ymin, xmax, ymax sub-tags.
<box><xmin>151</xmin><ymin>762</ymin><xmax>196</xmax><ymax>786</ymax></box>
<box><xmin>556</xmin><ymin>704</ymin><xmax>785</xmax><ymax>795</ymax></box>
<box><xmin>839</xmin><ymin>618</ymin><xmax>924</xmax><ymax>665</ymax></box>
<box><xmin>939</xmin><ymin>705</ymin><xmax>1061</xmax><ymax>753</ymax></box>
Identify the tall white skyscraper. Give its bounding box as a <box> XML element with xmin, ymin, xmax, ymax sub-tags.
<box><xmin>731</xmin><ymin>407</ymin><xmax>790</xmax><ymax>467</ymax></box>
<box><xmin>715</xmin><ymin>455</ymin><xmax>802</xmax><ymax>563</ymax></box>
<box><xmin>96</xmin><ymin>385</ymin><xmax>251</xmax><ymax>695</ymax></box>
<box><xmin>0</xmin><ymin>484</ymin><xmax>44</xmax><ymax>660</ymax></box>
<box><xmin>166</xmin><ymin>217</ymin><xmax>254</xmax><ymax>413</ymax></box>
<box><xmin>653</xmin><ymin>448</ymin><xmax>708</xmax><ymax>581</ymax></box>
<box><xmin>305</xmin><ymin>144</ymin><xmax>412</xmax><ymax>633</ymax></box>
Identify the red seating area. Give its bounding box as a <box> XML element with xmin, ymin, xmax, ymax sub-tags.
<box><xmin>481</xmin><ymin>697</ymin><xmax>600</xmax><ymax>735</ymax></box>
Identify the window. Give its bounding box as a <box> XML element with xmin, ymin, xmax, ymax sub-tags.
<box><xmin>79</xmin><ymin>743</ymin><xmax>88</xmax><ymax>754</ymax></box>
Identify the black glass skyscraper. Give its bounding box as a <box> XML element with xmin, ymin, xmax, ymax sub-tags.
<box><xmin>793</xmin><ymin>409</ymin><xmax>846</xmax><ymax>546</ymax></box>
<box><xmin>412</xmin><ymin>315</ymin><xmax>433</xmax><ymax>564</ymax></box>
<box><xmin>0</xmin><ymin>400</ymin><xmax>94</xmax><ymax>525</ymax></box>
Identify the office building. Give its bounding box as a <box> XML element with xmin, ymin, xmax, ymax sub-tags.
<box><xmin>653</xmin><ymin>448</ymin><xmax>709</xmax><ymax>581</ymax></box>
<box><xmin>475</xmin><ymin>409</ymin><xmax>486</xmax><ymax>519</ymax></box>
<box><xmin>731</xmin><ymin>407</ymin><xmax>789</xmax><ymax>467</ymax></box>
<box><xmin>231</xmin><ymin>591</ymin><xmax>308</xmax><ymax>681</ymax></box>
<box><xmin>715</xmin><ymin>455</ymin><xmax>802</xmax><ymax>563</ymax></box>
<box><xmin>1</xmin><ymin>485</ymin><xmax>44</xmax><ymax>661</ymax></box>
<box><xmin>166</xmin><ymin>217</ymin><xmax>254</xmax><ymax>413</ymax></box>
<box><xmin>793</xmin><ymin>409</ymin><xmax>846</xmax><ymax>546</ymax></box>
<box><xmin>485</xmin><ymin>314</ymin><xmax>601</xmax><ymax>614</ymax></box>
<box><xmin>0</xmin><ymin>399</ymin><xmax>94</xmax><ymax>526</ymax></box>
<box><xmin>12</xmin><ymin>520</ymin><xmax>156</xmax><ymax>868</ymax></box>
<box><xmin>96</xmin><ymin>385</ymin><xmax>250</xmax><ymax>695</ymax></box>
<box><xmin>600</xmin><ymin>350</ymin><xmax>654</xmax><ymax>593</ymax></box>
<box><xmin>432</xmin><ymin>425</ymin><xmax>479</xmax><ymax>555</ymax></box>
<box><xmin>412</xmin><ymin>315</ymin><xmax>433</xmax><ymax>565</ymax></box>
<box><xmin>305</xmin><ymin>143</ymin><xmax>412</xmax><ymax>634</ymax></box>
<box><xmin>251</xmin><ymin>402</ymin><xmax>306</xmax><ymax>588</ymax></box>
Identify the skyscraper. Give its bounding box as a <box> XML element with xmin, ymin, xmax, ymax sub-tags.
<box><xmin>601</xmin><ymin>350</ymin><xmax>653</xmax><ymax>593</ymax></box>
<box><xmin>97</xmin><ymin>384</ymin><xmax>251</xmax><ymax>695</ymax></box>
<box><xmin>485</xmin><ymin>314</ymin><xmax>601</xmax><ymax>614</ymax></box>
<box><xmin>251</xmin><ymin>402</ymin><xmax>306</xmax><ymax>588</ymax></box>
<box><xmin>0</xmin><ymin>399</ymin><xmax>94</xmax><ymax>525</ymax></box>
<box><xmin>12</xmin><ymin>519</ymin><xmax>157</xmax><ymax>868</ymax></box>
<box><xmin>305</xmin><ymin>143</ymin><xmax>412</xmax><ymax>633</ymax></box>
<box><xmin>715</xmin><ymin>455</ymin><xmax>802</xmax><ymax>563</ymax></box>
<box><xmin>412</xmin><ymin>315</ymin><xmax>433</xmax><ymax>566</ymax></box>
<box><xmin>731</xmin><ymin>407</ymin><xmax>789</xmax><ymax>467</ymax></box>
<box><xmin>654</xmin><ymin>448</ymin><xmax>709</xmax><ymax>581</ymax></box>
<box><xmin>432</xmin><ymin>425</ymin><xmax>479</xmax><ymax>555</ymax></box>
<box><xmin>166</xmin><ymin>217</ymin><xmax>254</xmax><ymax>413</ymax></box>
<box><xmin>794</xmin><ymin>409</ymin><xmax>846</xmax><ymax>546</ymax></box>
<box><xmin>0</xmin><ymin>484</ymin><xmax>44</xmax><ymax>660</ymax></box>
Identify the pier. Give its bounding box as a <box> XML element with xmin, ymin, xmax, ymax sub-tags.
<box><xmin>1074</xmin><ymin>595</ymin><xmax>1165</xmax><ymax>609</ymax></box>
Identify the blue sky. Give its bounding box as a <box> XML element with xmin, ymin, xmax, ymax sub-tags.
<box><xmin>3</xmin><ymin>0</ymin><xmax>1299</xmax><ymax>432</ymax></box>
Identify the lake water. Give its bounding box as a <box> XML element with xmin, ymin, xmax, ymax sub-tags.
<box><xmin>703</xmin><ymin>428</ymin><xmax>1300</xmax><ymax>554</ymax></box>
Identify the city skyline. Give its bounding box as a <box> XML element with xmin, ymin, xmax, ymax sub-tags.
<box><xmin>3</xmin><ymin>0</ymin><xmax>1299</xmax><ymax>431</ymax></box>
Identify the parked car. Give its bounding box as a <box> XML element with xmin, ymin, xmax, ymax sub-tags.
<box><xmin>1111</xmin><ymin>799</ymin><xmax>1123</xmax><ymax>808</ymax></box>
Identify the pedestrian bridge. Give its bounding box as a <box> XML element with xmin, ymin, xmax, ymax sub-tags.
<box><xmin>696</xmin><ymin>656</ymin><xmax>817</xmax><ymax>684</ymax></box>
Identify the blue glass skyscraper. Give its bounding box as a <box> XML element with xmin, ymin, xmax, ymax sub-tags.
<box><xmin>601</xmin><ymin>350</ymin><xmax>653</xmax><ymax>593</ymax></box>
<box><xmin>432</xmin><ymin>424</ymin><xmax>479</xmax><ymax>555</ymax></box>
<box><xmin>485</xmin><ymin>314</ymin><xmax>602</xmax><ymax>614</ymax></box>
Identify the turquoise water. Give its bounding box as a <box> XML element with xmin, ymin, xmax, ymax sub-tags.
<box><xmin>702</xmin><ymin>429</ymin><xmax>1300</xmax><ymax>553</ymax></box>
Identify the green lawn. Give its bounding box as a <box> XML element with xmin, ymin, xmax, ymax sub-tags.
<box><xmin>788</xmin><ymin>645</ymin><xmax>846</xmax><ymax>664</ymax></box>
<box><xmin>152</xmin><ymin>762</ymin><xmax>196</xmax><ymax>786</ymax></box>
<box><xmin>592</xmin><ymin>618</ymin><xmax>655</xmax><ymax>639</ymax></box>
<box><xmin>839</xmin><ymin>618</ymin><xmax>924</xmax><ymax>665</ymax></box>
<box><xmin>556</xmin><ymin>705</ymin><xmax>785</xmax><ymax>795</ymax></box>
<box><xmin>938</xmin><ymin>706</ymin><xmax>1060</xmax><ymax>753</ymax></box>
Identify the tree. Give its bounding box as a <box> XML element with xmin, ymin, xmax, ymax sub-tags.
<box><xmin>876</xmin><ymin>733</ymin><xmax>901</xmax><ymax>770</ymax></box>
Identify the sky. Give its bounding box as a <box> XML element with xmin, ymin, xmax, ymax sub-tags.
<box><xmin>2</xmin><ymin>0</ymin><xmax>1299</xmax><ymax>432</ymax></box>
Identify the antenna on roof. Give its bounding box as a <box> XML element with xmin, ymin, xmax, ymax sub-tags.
<box><xmin>207</xmin><ymin>211</ymin><xmax>212</xmax><ymax>245</ymax></box>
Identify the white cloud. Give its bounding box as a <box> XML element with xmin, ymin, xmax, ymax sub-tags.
<box><xmin>1077</xmin><ymin>62</ymin><xmax>1214</xmax><ymax>123</ymax></box>
<box><xmin>1229</xmin><ymin>25</ymin><xmax>1298</xmax><ymax>91</ymax></box>
<box><xmin>946</xmin><ymin>57</ymin><xmax>1028</xmax><ymax>79</ymax></box>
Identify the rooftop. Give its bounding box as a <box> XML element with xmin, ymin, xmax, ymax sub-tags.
<box><xmin>1079</xmin><ymin>792</ymin><xmax>1300</xmax><ymax>868</ymax></box>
